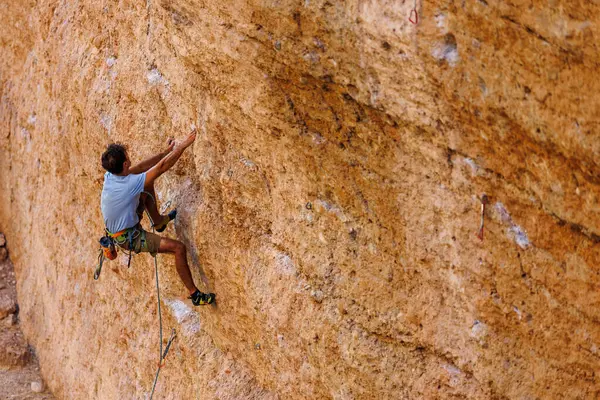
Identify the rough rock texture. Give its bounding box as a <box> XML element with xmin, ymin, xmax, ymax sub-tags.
<box><xmin>0</xmin><ymin>247</ymin><xmax>54</xmax><ymax>398</ymax></box>
<box><xmin>1</xmin><ymin>0</ymin><xmax>599</xmax><ymax>399</ymax></box>
<box><xmin>0</xmin><ymin>329</ymin><xmax>30</xmax><ymax>368</ymax></box>
<box><xmin>0</xmin><ymin>291</ymin><xmax>17</xmax><ymax>320</ymax></box>
<box><xmin>0</xmin><ymin>367</ymin><xmax>54</xmax><ymax>400</ymax></box>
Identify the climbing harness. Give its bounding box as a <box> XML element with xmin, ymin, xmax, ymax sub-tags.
<box><xmin>93</xmin><ymin>192</ymin><xmax>177</xmax><ymax>398</ymax></box>
<box><xmin>95</xmin><ymin>226</ymin><xmax>143</xmax><ymax>280</ymax></box>
<box><xmin>409</xmin><ymin>0</ymin><xmax>419</xmax><ymax>24</ymax></box>
<box><xmin>111</xmin><ymin>226</ymin><xmax>144</xmax><ymax>268</ymax></box>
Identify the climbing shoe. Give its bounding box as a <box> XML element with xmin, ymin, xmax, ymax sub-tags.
<box><xmin>189</xmin><ymin>290</ymin><xmax>216</xmax><ymax>306</ymax></box>
<box><xmin>154</xmin><ymin>209</ymin><xmax>177</xmax><ymax>233</ymax></box>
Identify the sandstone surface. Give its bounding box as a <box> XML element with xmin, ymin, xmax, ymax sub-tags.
<box><xmin>0</xmin><ymin>243</ymin><xmax>53</xmax><ymax>398</ymax></box>
<box><xmin>1</xmin><ymin>0</ymin><xmax>600</xmax><ymax>399</ymax></box>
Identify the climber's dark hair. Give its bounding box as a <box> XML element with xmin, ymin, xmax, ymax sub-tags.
<box><xmin>101</xmin><ymin>143</ymin><xmax>127</xmax><ymax>174</ymax></box>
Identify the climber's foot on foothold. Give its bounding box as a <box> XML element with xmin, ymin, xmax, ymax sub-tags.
<box><xmin>155</xmin><ymin>209</ymin><xmax>177</xmax><ymax>232</ymax></box>
<box><xmin>189</xmin><ymin>290</ymin><xmax>216</xmax><ymax>306</ymax></box>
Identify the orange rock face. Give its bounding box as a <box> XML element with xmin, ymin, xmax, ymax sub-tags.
<box><xmin>0</xmin><ymin>244</ymin><xmax>53</xmax><ymax>399</ymax></box>
<box><xmin>1</xmin><ymin>0</ymin><xmax>599</xmax><ymax>398</ymax></box>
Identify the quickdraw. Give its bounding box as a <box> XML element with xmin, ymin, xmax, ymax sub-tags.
<box><xmin>409</xmin><ymin>0</ymin><xmax>419</xmax><ymax>25</ymax></box>
<box><xmin>476</xmin><ymin>194</ymin><xmax>489</xmax><ymax>241</ymax></box>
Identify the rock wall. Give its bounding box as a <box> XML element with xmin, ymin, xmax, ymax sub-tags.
<box><xmin>1</xmin><ymin>0</ymin><xmax>599</xmax><ymax>398</ymax></box>
<box><xmin>0</xmin><ymin>234</ymin><xmax>54</xmax><ymax>399</ymax></box>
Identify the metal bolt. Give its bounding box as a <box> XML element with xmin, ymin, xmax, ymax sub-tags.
<box><xmin>476</xmin><ymin>194</ymin><xmax>488</xmax><ymax>241</ymax></box>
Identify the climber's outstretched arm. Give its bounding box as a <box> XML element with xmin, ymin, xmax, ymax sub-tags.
<box><xmin>129</xmin><ymin>138</ymin><xmax>175</xmax><ymax>174</ymax></box>
<box><xmin>144</xmin><ymin>130</ymin><xmax>196</xmax><ymax>190</ymax></box>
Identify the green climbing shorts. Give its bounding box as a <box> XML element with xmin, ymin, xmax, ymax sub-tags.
<box><xmin>116</xmin><ymin>226</ymin><xmax>162</xmax><ymax>256</ymax></box>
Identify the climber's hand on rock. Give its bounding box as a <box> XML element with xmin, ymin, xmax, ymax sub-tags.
<box><xmin>182</xmin><ymin>130</ymin><xmax>197</xmax><ymax>148</ymax></box>
<box><xmin>165</xmin><ymin>137</ymin><xmax>175</xmax><ymax>153</ymax></box>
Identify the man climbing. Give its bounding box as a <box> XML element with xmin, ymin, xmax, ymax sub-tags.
<box><xmin>100</xmin><ymin>130</ymin><xmax>215</xmax><ymax>306</ymax></box>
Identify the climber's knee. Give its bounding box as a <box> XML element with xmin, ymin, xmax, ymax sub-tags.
<box><xmin>175</xmin><ymin>241</ymin><xmax>186</xmax><ymax>256</ymax></box>
<box><xmin>157</xmin><ymin>237</ymin><xmax>184</xmax><ymax>255</ymax></box>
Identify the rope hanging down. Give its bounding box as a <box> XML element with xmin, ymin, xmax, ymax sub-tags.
<box><xmin>149</xmin><ymin>249</ymin><xmax>177</xmax><ymax>399</ymax></box>
<box><xmin>144</xmin><ymin>193</ymin><xmax>177</xmax><ymax>400</ymax></box>
<box><xmin>94</xmin><ymin>194</ymin><xmax>177</xmax><ymax>397</ymax></box>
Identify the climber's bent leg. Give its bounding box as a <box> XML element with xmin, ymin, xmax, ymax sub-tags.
<box><xmin>140</xmin><ymin>186</ymin><xmax>162</xmax><ymax>226</ymax></box>
<box><xmin>157</xmin><ymin>237</ymin><xmax>197</xmax><ymax>295</ymax></box>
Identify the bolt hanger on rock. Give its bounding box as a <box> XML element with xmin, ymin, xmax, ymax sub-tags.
<box><xmin>409</xmin><ymin>0</ymin><xmax>419</xmax><ymax>24</ymax></box>
<box><xmin>476</xmin><ymin>194</ymin><xmax>488</xmax><ymax>241</ymax></box>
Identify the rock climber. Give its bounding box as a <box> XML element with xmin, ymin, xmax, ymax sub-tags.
<box><xmin>100</xmin><ymin>130</ymin><xmax>215</xmax><ymax>306</ymax></box>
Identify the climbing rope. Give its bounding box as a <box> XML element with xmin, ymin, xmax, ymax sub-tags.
<box><xmin>143</xmin><ymin>193</ymin><xmax>177</xmax><ymax>400</ymax></box>
<box><xmin>149</xmin><ymin>250</ymin><xmax>177</xmax><ymax>399</ymax></box>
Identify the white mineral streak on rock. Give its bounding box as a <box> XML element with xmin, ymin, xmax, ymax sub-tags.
<box><xmin>513</xmin><ymin>306</ymin><xmax>522</xmax><ymax>320</ymax></box>
<box><xmin>147</xmin><ymin>68</ymin><xmax>169</xmax><ymax>86</ymax></box>
<box><xmin>315</xmin><ymin>199</ymin><xmax>348</xmax><ymax>222</ymax></box>
<box><xmin>443</xmin><ymin>364</ymin><xmax>463</xmax><ymax>386</ymax></box>
<box><xmin>310</xmin><ymin>131</ymin><xmax>326</xmax><ymax>144</ymax></box>
<box><xmin>303</xmin><ymin>51</ymin><xmax>319</xmax><ymax>64</ymax></box>
<box><xmin>310</xmin><ymin>290</ymin><xmax>324</xmax><ymax>303</ymax></box>
<box><xmin>20</xmin><ymin>127</ymin><xmax>31</xmax><ymax>141</ymax></box>
<box><xmin>435</xmin><ymin>12</ymin><xmax>448</xmax><ymax>33</ymax></box>
<box><xmin>463</xmin><ymin>157</ymin><xmax>479</xmax><ymax>175</ymax></box>
<box><xmin>470</xmin><ymin>320</ymin><xmax>488</xmax><ymax>340</ymax></box>
<box><xmin>448</xmin><ymin>270</ymin><xmax>464</xmax><ymax>292</ymax></box>
<box><xmin>166</xmin><ymin>298</ymin><xmax>192</xmax><ymax>323</ymax></box>
<box><xmin>277</xmin><ymin>333</ymin><xmax>285</xmax><ymax>347</ymax></box>
<box><xmin>495</xmin><ymin>202</ymin><xmax>530</xmax><ymax>249</ymax></box>
<box><xmin>240</xmin><ymin>157</ymin><xmax>256</xmax><ymax>168</ymax></box>
<box><xmin>432</xmin><ymin>35</ymin><xmax>460</xmax><ymax>66</ymax></box>
<box><xmin>31</xmin><ymin>380</ymin><xmax>44</xmax><ymax>393</ymax></box>
<box><xmin>495</xmin><ymin>202</ymin><xmax>512</xmax><ymax>224</ymax></box>
<box><xmin>275</xmin><ymin>252</ymin><xmax>296</xmax><ymax>276</ymax></box>
<box><xmin>99</xmin><ymin>114</ymin><xmax>112</xmax><ymax>131</ymax></box>
<box><xmin>313</xmin><ymin>37</ymin><xmax>326</xmax><ymax>50</ymax></box>
<box><xmin>164</xmin><ymin>298</ymin><xmax>201</xmax><ymax>336</ymax></box>
<box><xmin>509</xmin><ymin>225</ymin><xmax>530</xmax><ymax>249</ymax></box>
